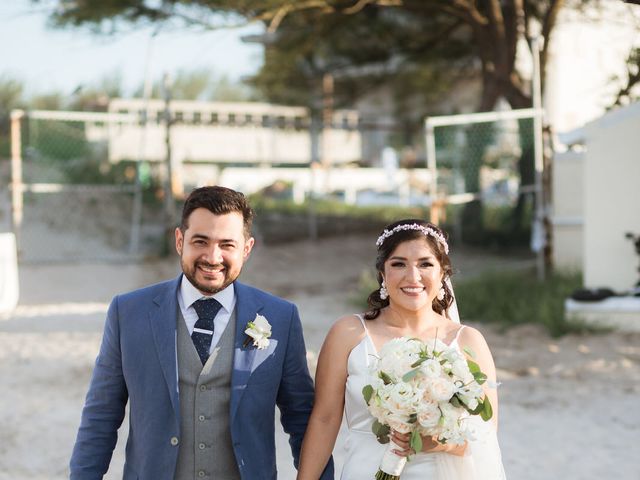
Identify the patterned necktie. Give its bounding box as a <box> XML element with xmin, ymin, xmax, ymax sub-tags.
<box><xmin>191</xmin><ymin>298</ymin><xmax>223</xmax><ymax>365</ymax></box>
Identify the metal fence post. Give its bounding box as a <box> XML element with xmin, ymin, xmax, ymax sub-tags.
<box><xmin>532</xmin><ymin>36</ymin><xmax>546</xmax><ymax>281</ymax></box>
<box><xmin>10</xmin><ymin>109</ymin><xmax>24</xmax><ymax>255</ymax></box>
<box><xmin>424</xmin><ymin>120</ymin><xmax>439</xmax><ymax>223</ymax></box>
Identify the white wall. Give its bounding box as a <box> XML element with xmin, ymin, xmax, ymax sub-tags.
<box><xmin>552</xmin><ymin>150</ymin><xmax>584</xmax><ymax>271</ymax></box>
<box><xmin>583</xmin><ymin>101</ymin><xmax>640</xmax><ymax>291</ymax></box>
<box><xmin>107</xmin><ymin>98</ymin><xmax>361</xmax><ymax>165</ymax></box>
<box><xmin>545</xmin><ymin>2</ymin><xmax>640</xmax><ymax>134</ymax></box>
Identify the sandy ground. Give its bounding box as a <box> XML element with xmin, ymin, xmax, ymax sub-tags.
<box><xmin>1</xmin><ymin>234</ymin><xmax>639</xmax><ymax>479</ymax></box>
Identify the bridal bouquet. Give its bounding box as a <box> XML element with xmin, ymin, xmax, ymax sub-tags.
<box><xmin>362</xmin><ymin>337</ymin><xmax>493</xmax><ymax>480</ymax></box>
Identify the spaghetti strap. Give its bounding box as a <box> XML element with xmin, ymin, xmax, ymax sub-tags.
<box><xmin>453</xmin><ymin>325</ymin><xmax>466</xmax><ymax>343</ymax></box>
<box><xmin>354</xmin><ymin>313</ymin><xmax>368</xmax><ymax>332</ymax></box>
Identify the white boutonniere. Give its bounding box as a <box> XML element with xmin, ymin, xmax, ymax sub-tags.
<box><xmin>243</xmin><ymin>314</ymin><xmax>272</xmax><ymax>350</ymax></box>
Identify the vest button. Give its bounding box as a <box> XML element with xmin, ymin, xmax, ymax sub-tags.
<box><xmin>199</xmin><ymin>443</ymin><xmax>206</xmax><ymax>450</ymax></box>
<box><xmin>199</xmin><ymin>385</ymin><xmax>207</xmax><ymax>392</ymax></box>
<box><xmin>198</xmin><ymin>415</ymin><xmax>205</xmax><ymax>421</ymax></box>
<box><xmin>198</xmin><ymin>471</ymin><xmax>205</xmax><ymax>478</ymax></box>
<box><xmin>170</xmin><ymin>436</ymin><xmax>179</xmax><ymax>446</ymax></box>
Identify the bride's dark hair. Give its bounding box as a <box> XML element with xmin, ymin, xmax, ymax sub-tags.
<box><xmin>364</xmin><ymin>219</ymin><xmax>454</xmax><ymax>320</ymax></box>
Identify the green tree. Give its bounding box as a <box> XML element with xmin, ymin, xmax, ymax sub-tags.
<box><xmin>39</xmin><ymin>0</ymin><xmax>640</xmax><ymax>112</ymax></box>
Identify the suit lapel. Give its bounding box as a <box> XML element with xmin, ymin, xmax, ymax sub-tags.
<box><xmin>149</xmin><ymin>275</ymin><xmax>182</xmax><ymax>416</ymax></box>
<box><xmin>230</xmin><ymin>281</ymin><xmax>262</xmax><ymax>420</ymax></box>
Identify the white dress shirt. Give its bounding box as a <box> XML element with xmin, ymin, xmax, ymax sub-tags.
<box><xmin>177</xmin><ymin>275</ymin><xmax>236</xmax><ymax>353</ymax></box>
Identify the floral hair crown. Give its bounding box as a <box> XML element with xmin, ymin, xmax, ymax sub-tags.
<box><xmin>375</xmin><ymin>223</ymin><xmax>449</xmax><ymax>254</ymax></box>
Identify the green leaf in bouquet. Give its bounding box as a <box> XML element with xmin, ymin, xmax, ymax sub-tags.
<box><xmin>379</xmin><ymin>371</ymin><xmax>393</xmax><ymax>385</ymax></box>
<box><xmin>408</xmin><ymin>413</ymin><xmax>418</xmax><ymax>424</ymax></box>
<box><xmin>402</xmin><ymin>368</ymin><xmax>420</xmax><ymax>382</ymax></box>
<box><xmin>463</xmin><ymin>346</ymin><xmax>476</xmax><ymax>358</ymax></box>
<box><xmin>467</xmin><ymin>359</ymin><xmax>481</xmax><ymax>374</ymax></box>
<box><xmin>362</xmin><ymin>384</ymin><xmax>374</xmax><ymax>404</ymax></box>
<box><xmin>410</xmin><ymin>429</ymin><xmax>423</xmax><ymax>454</ymax></box>
<box><xmin>468</xmin><ymin>401</ymin><xmax>484</xmax><ymax>416</ymax></box>
<box><xmin>480</xmin><ymin>396</ymin><xmax>493</xmax><ymax>421</ymax></box>
<box><xmin>372</xmin><ymin>420</ymin><xmax>391</xmax><ymax>443</ymax></box>
<box><xmin>450</xmin><ymin>395</ymin><xmax>462</xmax><ymax>408</ymax></box>
<box><xmin>410</xmin><ymin>357</ymin><xmax>427</xmax><ymax>368</ymax></box>
<box><xmin>473</xmin><ymin>371</ymin><xmax>488</xmax><ymax>385</ymax></box>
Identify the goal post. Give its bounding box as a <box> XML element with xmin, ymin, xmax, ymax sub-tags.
<box><xmin>424</xmin><ymin>107</ymin><xmax>546</xmax><ymax>277</ymax></box>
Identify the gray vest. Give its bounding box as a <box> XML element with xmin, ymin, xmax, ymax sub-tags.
<box><xmin>174</xmin><ymin>308</ymin><xmax>240</xmax><ymax>480</ymax></box>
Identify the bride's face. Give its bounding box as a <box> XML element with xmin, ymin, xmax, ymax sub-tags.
<box><xmin>382</xmin><ymin>238</ymin><xmax>444</xmax><ymax>313</ymax></box>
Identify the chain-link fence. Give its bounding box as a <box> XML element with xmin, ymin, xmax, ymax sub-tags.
<box><xmin>10</xmin><ymin>106</ymin><xmax>439</xmax><ymax>262</ymax></box>
<box><xmin>9</xmin><ymin>106</ymin><xmax>544</xmax><ymax>262</ymax></box>
<box><xmin>11</xmin><ymin>110</ymin><xmax>165</xmax><ymax>263</ymax></box>
<box><xmin>425</xmin><ymin>109</ymin><xmax>543</xmax><ymax>248</ymax></box>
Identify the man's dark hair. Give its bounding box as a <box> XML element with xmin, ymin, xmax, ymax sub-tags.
<box><xmin>180</xmin><ymin>186</ymin><xmax>254</xmax><ymax>238</ymax></box>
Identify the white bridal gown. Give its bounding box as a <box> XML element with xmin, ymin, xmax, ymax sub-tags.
<box><xmin>341</xmin><ymin>315</ymin><xmax>507</xmax><ymax>480</ymax></box>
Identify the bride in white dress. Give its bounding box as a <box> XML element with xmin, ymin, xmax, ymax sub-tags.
<box><xmin>297</xmin><ymin>220</ymin><xmax>506</xmax><ymax>479</ymax></box>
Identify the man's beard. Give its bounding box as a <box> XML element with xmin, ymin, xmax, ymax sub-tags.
<box><xmin>181</xmin><ymin>259</ymin><xmax>241</xmax><ymax>295</ymax></box>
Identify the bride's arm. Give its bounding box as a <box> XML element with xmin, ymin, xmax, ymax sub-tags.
<box><xmin>297</xmin><ymin>316</ymin><xmax>364</xmax><ymax>480</ymax></box>
<box><xmin>458</xmin><ymin>326</ymin><xmax>500</xmax><ymax>428</ymax></box>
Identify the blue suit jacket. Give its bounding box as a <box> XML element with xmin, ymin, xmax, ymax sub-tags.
<box><xmin>70</xmin><ymin>276</ymin><xmax>334</xmax><ymax>479</ymax></box>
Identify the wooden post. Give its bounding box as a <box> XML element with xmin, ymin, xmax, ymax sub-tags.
<box><xmin>430</xmin><ymin>198</ymin><xmax>447</xmax><ymax>226</ymax></box>
<box><xmin>10</xmin><ymin>110</ymin><xmax>24</xmax><ymax>254</ymax></box>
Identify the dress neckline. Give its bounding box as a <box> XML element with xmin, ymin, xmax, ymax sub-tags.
<box><xmin>353</xmin><ymin>313</ymin><xmax>465</xmax><ymax>356</ymax></box>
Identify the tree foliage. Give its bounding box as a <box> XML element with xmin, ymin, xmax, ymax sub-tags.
<box><xmin>38</xmin><ymin>0</ymin><xmax>640</xmax><ymax>112</ymax></box>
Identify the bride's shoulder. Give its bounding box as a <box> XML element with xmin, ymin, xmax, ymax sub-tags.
<box><xmin>323</xmin><ymin>314</ymin><xmax>368</xmax><ymax>350</ymax></box>
<box><xmin>457</xmin><ymin>325</ymin><xmax>492</xmax><ymax>354</ymax></box>
<box><xmin>329</xmin><ymin>314</ymin><xmax>367</xmax><ymax>336</ymax></box>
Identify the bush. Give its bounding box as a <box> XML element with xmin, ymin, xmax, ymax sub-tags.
<box><xmin>454</xmin><ymin>269</ymin><xmax>588</xmax><ymax>337</ymax></box>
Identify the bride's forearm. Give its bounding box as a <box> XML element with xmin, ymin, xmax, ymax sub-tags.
<box><xmin>297</xmin><ymin>412</ymin><xmax>342</xmax><ymax>480</ymax></box>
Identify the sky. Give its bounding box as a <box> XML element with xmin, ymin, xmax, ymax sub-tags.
<box><xmin>0</xmin><ymin>0</ymin><xmax>265</xmax><ymax>97</ymax></box>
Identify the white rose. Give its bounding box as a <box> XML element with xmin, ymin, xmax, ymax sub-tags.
<box><xmin>380</xmin><ymin>382</ymin><xmax>419</xmax><ymax>415</ymax></box>
<box><xmin>378</xmin><ymin>338</ymin><xmax>423</xmax><ymax>379</ymax></box>
<box><xmin>417</xmin><ymin>401</ymin><xmax>441</xmax><ymax>429</ymax></box>
<box><xmin>420</xmin><ymin>359</ymin><xmax>442</xmax><ymax>378</ymax></box>
<box><xmin>427</xmin><ymin>377</ymin><xmax>455</xmax><ymax>402</ymax></box>
<box><xmin>438</xmin><ymin>403</ymin><xmax>464</xmax><ymax>431</ymax></box>
<box><xmin>451</xmin><ymin>359</ymin><xmax>473</xmax><ymax>383</ymax></box>
<box><xmin>368</xmin><ymin>401</ymin><xmax>389</xmax><ymax>423</ymax></box>
<box><xmin>387</xmin><ymin>413</ymin><xmax>413</xmax><ymax>434</ymax></box>
<box><xmin>440</xmin><ymin>416</ymin><xmax>472</xmax><ymax>445</ymax></box>
<box><xmin>457</xmin><ymin>383</ymin><xmax>483</xmax><ymax>410</ymax></box>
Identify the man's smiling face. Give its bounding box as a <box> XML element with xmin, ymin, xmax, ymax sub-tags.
<box><xmin>175</xmin><ymin>208</ymin><xmax>254</xmax><ymax>295</ymax></box>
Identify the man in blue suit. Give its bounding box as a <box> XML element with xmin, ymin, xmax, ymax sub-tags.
<box><xmin>70</xmin><ymin>186</ymin><xmax>333</xmax><ymax>479</ymax></box>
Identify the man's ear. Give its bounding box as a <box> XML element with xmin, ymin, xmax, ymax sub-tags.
<box><xmin>175</xmin><ymin>227</ymin><xmax>184</xmax><ymax>255</ymax></box>
<box><xmin>243</xmin><ymin>237</ymin><xmax>255</xmax><ymax>259</ymax></box>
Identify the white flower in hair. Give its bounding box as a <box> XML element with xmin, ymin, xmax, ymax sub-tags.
<box><xmin>376</xmin><ymin>223</ymin><xmax>449</xmax><ymax>254</ymax></box>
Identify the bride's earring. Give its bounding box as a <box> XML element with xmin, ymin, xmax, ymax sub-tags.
<box><xmin>437</xmin><ymin>285</ymin><xmax>445</xmax><ymax>301</ymax></box>
<box><xmin>379</xmin><ymin>280</ymin><xmax>389</xmax><ymax>300</ymax></box>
